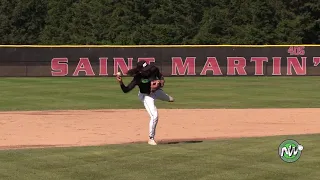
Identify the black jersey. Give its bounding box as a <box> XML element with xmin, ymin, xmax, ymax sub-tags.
<box><xmin>120</xmin><ymin>65</ymin><xmax>164</xmax><ymax>94</ymax></box>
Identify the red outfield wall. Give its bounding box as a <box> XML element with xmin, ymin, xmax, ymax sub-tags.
<box><xmin>0</xmin><ymin>45</ymin><xmax>319</xmax><ymax>77</ymax></box>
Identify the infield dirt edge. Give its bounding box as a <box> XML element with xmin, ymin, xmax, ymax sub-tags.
<box><xmin>0</xmin><ymin>108</ymin><xmax>319</xmax><ymax>150</ymax></box>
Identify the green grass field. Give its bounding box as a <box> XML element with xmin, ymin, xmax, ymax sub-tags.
<box><xmin>0</xmin><ymin>77</ymin><xmax>319</xmax><ymax>180</ymax></box>
<box><xmin>0</xmin><ymin>134</ymin><xmax>319</xmax><ymax>180</ymax></box>
<box><xmin>1</xmin><ymin>77</ymin><xmax>320</xmax><ymax>111</ymax></box>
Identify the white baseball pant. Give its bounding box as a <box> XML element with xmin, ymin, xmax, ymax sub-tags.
<box><xmin>138</xmin><ymin>89</ymin><xmax>174</xmax><ymax>139</ymax></box>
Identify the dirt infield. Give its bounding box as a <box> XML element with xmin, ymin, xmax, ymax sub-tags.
<box><xmin>0</xmin><ymin>108</ymin><xmax>320</xmax><ymax>150</ymax></box>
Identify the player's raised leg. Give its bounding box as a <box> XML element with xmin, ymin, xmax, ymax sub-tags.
<box><xmin>154</xmin><ymin>89</ymin><xmax>174</xmax><ymax>102</ymax></box>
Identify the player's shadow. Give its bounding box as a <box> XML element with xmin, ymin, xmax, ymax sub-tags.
<box><xmin>159</xmin><ymin>140</ymin><xmax>203</xmax><ymax>145</ymax></box>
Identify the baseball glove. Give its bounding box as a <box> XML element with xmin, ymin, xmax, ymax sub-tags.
<box><xmin>150</xmin><ymin>80</ymin><xmax>163</xmax><ymax>93</ymax></box>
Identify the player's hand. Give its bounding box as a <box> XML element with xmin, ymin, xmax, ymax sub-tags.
<box><xmin>116</xmin><ymin>75</ymin><xmax>122</xmax><ymax>84</ymax></box>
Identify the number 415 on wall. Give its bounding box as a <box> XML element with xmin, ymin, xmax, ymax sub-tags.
<box><xmin>287</xmin><ymin>46</ymin><xmax>305</xmax><ymax>56</ymax></box>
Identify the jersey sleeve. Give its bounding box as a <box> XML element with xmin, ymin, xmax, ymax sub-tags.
<box><xmin>120</xmin><ymin>77</ymin><xmax>137</xmax><ymax>93</ymax></box>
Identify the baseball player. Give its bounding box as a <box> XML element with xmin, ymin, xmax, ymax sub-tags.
<box><xmin>116</xmin><ymin>60</ymin><xmax>174</xmax><ymax>145</ymax></box>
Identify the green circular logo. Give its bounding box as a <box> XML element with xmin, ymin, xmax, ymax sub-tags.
<box><xmin>141</xmin><ymin>79</ymin><xmax>149</xmax><ymax>83</ymax></box>
<box><xmin>278</xmin><ymin>139</ymin><xmax>303</xmax><ymax>163</ymax></box>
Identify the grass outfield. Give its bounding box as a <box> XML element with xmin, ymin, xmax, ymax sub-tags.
<box><xmin>0</xmin><ymin>134</ymin><xmax>319</xmax><ymax>180</ymax></box>
<box><xmin>1</xmin><ymin>77</ymin><xmax>320</xmax><ymax>111</ymax></box>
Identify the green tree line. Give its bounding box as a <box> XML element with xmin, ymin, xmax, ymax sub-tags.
<box><xmin>0</xmin><ymin>0</ymin><xmax>319</xmax><ymax>45</ymax></box>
